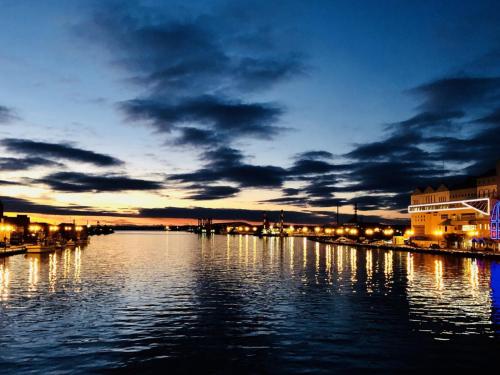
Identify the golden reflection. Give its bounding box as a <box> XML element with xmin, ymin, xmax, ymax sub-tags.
<box><xmin>469</xmin><ymin>259</ymin><xmax>479</xmax><ymax>290</ymax></box>
<box><xmin>434</xmin><ymin>259</ymin><xmax>443</xmax><ymax>290</ymax></box>
<box><xmin>28</xmin><ymin>256</ymin><xmax>39</xmax><ymax>293</ymax></box>
<box><xmin>238</xmin><ymin>235</ymin><xmax>243</xmax><ymax>260</ymax></box>
<box><xmin>253</xmin><ymin>237</ymin><xmax>257</xmax><ymax>266</ymax></box>
<box><xmin>325</xmin><ymin>244</ymin><xmax>331</xmax><ymax>274</ymax></box>
<box><xmin>406</xmin><ymin>253</ymin><xmax>414</xmax><ymax>282</ymax></box>
<box><xmin>384</xmin><ymin>251</ymin><xmax>393</xmax><ymax>280</ymax></box>
<box><xmin>303</xmin><ymin>238</ymin><xmax>307</xmax><ymax>268</ymax></box>
<box><xmin>365</xmin><ymin>249</ymin><xmax>373</xmax><ymax>293</ymax></box>
<box><xmin>0</xmin><ymin>263</ymin><xmax>10</xmax><ymax>301</ymax></box>
<box><xmin>63</xmin><ymin>248</ymin><xmax>71</xmax><ymax>278</ymax></box>
<box><xmin>74</xmin><ymin>247</ymin><xmax>81</xmax><ymax>284</ymax></box>
<box><xmin>226</xmin><ymin>235</ymin><xmax>231</xmax><ymax>263</ymax></box>
<box><xmin>350</xmin><ymin>248</ymin><xmax>357</xmax><ymax>282</ymax></box>
<box><xmin>289</xmin><ymin>237</ymin><xmax>294</xmax><ymax>271</ymax></box>
<box><xmin>337</xmin><ymin>246</ymin><xmax>343</xmax><ymax>273</ymax></box>
<box><xmin>315</xmin><ymin>242</ymin><xmax>320</xmax><ymax>274</ymax></box>
<box><xmin>245</xmin><ymin>235</ymin><xmax>249</xmax><ymax>265</ymax></box>
<box><xmin>49</xmin><ymin>252</ymin><xmax>57</xmax><ymax>292</ymax></box>
<box><xmin>366</xmin><ymin>250</ymin><xmax>372</xmax><ymax>279</ymax></box>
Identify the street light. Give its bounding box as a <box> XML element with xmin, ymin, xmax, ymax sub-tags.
<box><xmin>405</xmin><ymin>229</ymin><xmax>414</xmax><ymax>237</ymax></box>
<box><xmin>29</xmin><ymin>225</ymin><xmax>41</xmax><ymax>232</ymax></box>
<box><xmin>365</xmin><ymin>228</ymin><xmax>374</xmax><ymax>236</ymax></box>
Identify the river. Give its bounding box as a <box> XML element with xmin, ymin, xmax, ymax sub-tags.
<box><xmin>0</xmin><ymin>232</ymin><xmax>499</xmax><ymax>373</ymax></box>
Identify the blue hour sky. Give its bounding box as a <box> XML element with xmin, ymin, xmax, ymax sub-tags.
<box><xmin>1</xmin><ymin>0</ymin><xmax>499</xmax><ymax>224</ymax></box>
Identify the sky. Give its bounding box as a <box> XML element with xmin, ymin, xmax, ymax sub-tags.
<box><xmin>0</xmin><ymin>0</ymin><xmax>500</xmax><ymax>225</ymax></box>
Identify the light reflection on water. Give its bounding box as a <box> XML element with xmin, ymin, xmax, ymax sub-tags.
<box><xmin>0</xmin><ymin>232</ymin><xmax>498</xmax><ymax>373</ymax></box>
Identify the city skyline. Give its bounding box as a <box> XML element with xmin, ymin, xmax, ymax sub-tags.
<box><xmin>1</xmin><ymin>0</ymin><xmax>500</xmax><ymax>224</ymax></box>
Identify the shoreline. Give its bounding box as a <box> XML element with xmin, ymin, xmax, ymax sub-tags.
<box><xmin>310</xmin><ymin>236</ymin><xmax>500</xmax><ymax>260</ymax></box>
<box><xmin>0</xmin><ymin>246</ymin><xmax>27</xmax><ymax>258</ymax></box>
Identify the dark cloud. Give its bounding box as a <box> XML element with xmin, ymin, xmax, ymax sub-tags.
<box><xmin>0</xmin><ymin>180</ymin><xmax>18</xmax><ymax>186</ymax></box>
<box><xmin>475</xmin><ymin>107</ymin><xmax>500</xmax><ymax>125</ymax></box>
<box><xmin>138</xmin><ymin>206</ymin><xmax>332</xmax><ymax>224</ymax></box>
<box><xmin>336</xmin><ymin>75</ymin><xmax>500</xmax><ymax>211</ymax></box>
<box><xmin>119</xmin><ymin>95</ymin><xmax>283</xmax><ymax>146</ymax></box>
<box><xmin>0</xmin><ymin>105</ymin><xmax>18</xmax><ymax>123</ymax></box>
<box><xmin>345</xmin><ymin>194</ymin><xmax>409</xmax><ymax>213</ymax></box>
<box><xmin>2</xmin><ymin>139</ymin><xmax>123</xmax><ymax>167</ymax></box>
<box><xmin>294</xmin><ymin>150</ymin><xmax>334</xmax><ymax>160</ymax></box>
<box><xmin>82</xmin><ymin>2</ymin><xmax>302</xmax><ymax>148</ymax></box>
<box><xmin>187</xmin><ymin>185</ymin><xmax>240</xmax><ymax>200</ymax></box>
<box><xmin>35</xmin><ymin>172</ymin><xmax>163</xmax><ymax>193</ymax></box>
<box><xmin>410</xmin><ymin>76</ymin><xmax>500</xmax><ymax>112</ymax></box>
<box><xmin>169</xmin><ymin>147</ymin><xmax>288</xmax><ymax>188</ymax></box>
<box><xmin>0</xmin><ymin>196</ymin><xmax>129</xmax><ymax>217</ymax></box>
<box><xmin>0</xmin><ymin>156</ymin><xmax>63</xmax><ymax>171</ymax></box>
<box><xmin>288</xmin><ymin>159</ymin><xmax>343</xmax><ymax>175</ymax></box>
<box><xmin>84</xmin><ymin>5</ymin><xmax>304</xmax><ymax>96</ymax></box>
<box><xmin>392</xmin><ymin>110</ymin><xmax>465</xmax><ymax>130</ymax></box>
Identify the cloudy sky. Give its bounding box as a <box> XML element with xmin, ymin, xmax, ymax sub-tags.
<box><xmin>1</xmin><ymin>0</ymin><xmax>500</xmax><ymax>224</ymax></box>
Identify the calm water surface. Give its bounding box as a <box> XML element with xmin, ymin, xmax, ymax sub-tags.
<box><xmin>0</xmin><ymin>232</ymin><xmax>499</xmax><ymax>373</ymax></box>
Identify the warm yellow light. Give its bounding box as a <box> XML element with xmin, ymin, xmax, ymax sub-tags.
<box><xmin>237</xmin><ymin>226</ymin><xmax>243</xmax><ymax>231</ymax></box>
<box><xmin>65</xmin><ymin>226</ymin><xmax>72</xmax><ymax>231</ymax></box>
<box><xmin>289</xmin><ymin>225</ymin><xmax>295</xmax><ymax>231</ymax></box>
<box><xmin>467</xmin><ymin>230</ymin><xmax>479</xmax><ymax>237</ymax></box>
<box><xmin>226</xmin><ymin>226</ymin><xmax>232</xmax><ymax>232</ymax></box>
<box><xmin>405</xmin><ymin>229</ymin><xmax>414</xmax><ymax>237</ymax></box>
<box><xmin>383</xmin><ymin>228</ymin><xmax>394</xmax><ymax>236</ymax></box>
<box><xmin>349</xmin><ymin>228</ymin><xmax>358</xmax><ymax>235</ymax></box>
<box><xmin>325</xmin><ymin>228</ymin><xmax>332</xmax><ymax>234</ymax></box>
<box><xmin>29</xmin><ymin>225</ymin><xmax>40</xmax><ymax>232</ymax></box>
<box><xmin>365</xmin><ymin>229</ymin><xmax>374</xmax><ymax>235</ymax></box>
<box><xmin>374</xmin><ymin>227</ymin><xmax>380</xmax><ymax>232</ymax></box>
<box><xmin>314</xmin><ymin>226</ymin><xmax>321</xmax><ymax>233</ymax></box>
<box><xmin>75</xmin><ymin>226</ymin><xmax>83</xmax><ymax>232</ymax></box>
<box><xmin>336</xmin><ymin>228</ymin><xmax>344</xmax><ymax>235</ymax></box>
<box><xmin>302</xmin><ymin>227</ymin><xmax>309</xmax><ymax>233</ymax></box>
<box><xmin>433</xmin><ymin>230</ymin><xmax>443</xmax><ymax>236</ymax></box>
<box><xmin>252</xmin><ymin>227</ymin><xmax>257</xmax><ymax>231</ymax></box>
<box><xmin>49</xmin><ymin>225</ymin><xmax>58</xmax><ymax>232</ymax></box>
<box><xmin>244</xmin><ymin>226</ymin><xmax>250</xmax><ymax>232</ymax></box>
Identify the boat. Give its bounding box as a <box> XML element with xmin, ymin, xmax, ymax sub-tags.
<box><xmin>26</xmin><ymin>244</ymin><xmax>56</xmax><ymax>253</ymax></box>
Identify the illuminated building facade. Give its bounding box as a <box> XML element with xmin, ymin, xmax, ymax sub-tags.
<box><xmin>408</xmin><ymin>161</ymin><xmax>500</xmax><ymax>249</ymax></box>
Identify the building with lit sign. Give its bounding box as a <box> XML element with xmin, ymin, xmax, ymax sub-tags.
<box><xmin>408</xmin><ymin>161</ymin><xmax>499</xmax><ymax>250</ymax></box>
<box><xmin>491</xmin><ymin>202</ymin><xmax>500</xmax><ymax>241</ymax></box>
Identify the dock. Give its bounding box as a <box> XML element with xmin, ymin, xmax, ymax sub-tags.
<box><xmin>311</xmin><ymin>236</ymin><xmax>500</xmax><ymax>260</ymax></box>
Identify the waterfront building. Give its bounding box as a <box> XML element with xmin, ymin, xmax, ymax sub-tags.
<box><xmin>408</xmin><ymin>161</ymin><xmax>500</xmax><ymax>250</ymax></box>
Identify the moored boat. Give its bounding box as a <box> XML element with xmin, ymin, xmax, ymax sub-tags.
<box><xmin>26</xmin><ymin>244</ymin><xmax>56</xmax><ymax>253</ymax></box>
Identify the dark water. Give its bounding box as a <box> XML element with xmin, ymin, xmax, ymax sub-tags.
<box><xmin>0</xmin><ymin>232</ymin><xmax>499</xmax><ymax>374</ymax></box>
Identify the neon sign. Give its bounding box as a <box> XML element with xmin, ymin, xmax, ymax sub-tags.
<box><xmin>491</xmin><ymin>202</ymin><xmax>500</xmax><ymax>240</ymax></box>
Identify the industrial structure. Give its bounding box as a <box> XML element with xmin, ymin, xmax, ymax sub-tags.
<box><xmin>408</xmin><ymin>161</ymin><xmax>500</xmax><ymax>250</ymax></box>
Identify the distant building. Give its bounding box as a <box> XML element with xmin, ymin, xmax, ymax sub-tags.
<box><xmin>408</xmin><ymin>161</ymin><xmax>499</xmax><ymax>250</ymax></box>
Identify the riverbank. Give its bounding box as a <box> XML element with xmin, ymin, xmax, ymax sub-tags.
<box><xmin>0</xmin><ymin>245</ymin><xmax>27</xmax><ymax>257</ymax></box>
<box><xmin>310</xmin><ymin>236</ymin><xmax>500</xmax><ymax>260</ymax></box>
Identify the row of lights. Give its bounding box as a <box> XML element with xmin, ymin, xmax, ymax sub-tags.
<box><xmin>29</xmin><ymin>225</ymin><xmax>84</xmax><ymax>233</ymax></box>
<box><xmin>433</xmin><ymin>229</ymin><xmax>479</xmax><ymax>237</ymax></box>
<box><xmin>228</xmin><ymin>225</ymin><xmax>399</xmax><ymax>237</ymax></box>
<box><xmin>0</xmin><ymin>225</ymin><xmax>14</xmax><ymax>232</ymax></box>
